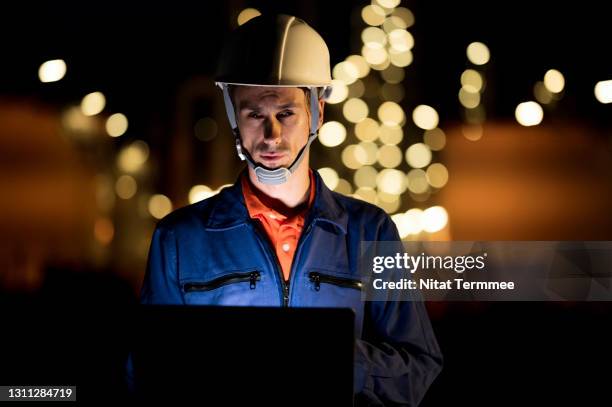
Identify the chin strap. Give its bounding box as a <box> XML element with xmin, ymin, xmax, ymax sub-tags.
<box><xmin>218</xmin><ymin>83</ymin><xmax>328</xmax><ymax>185</ymax></box>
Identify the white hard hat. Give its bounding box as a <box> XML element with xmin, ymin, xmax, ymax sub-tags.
<box><xmin>215</xmin><ymin>14</ymin><xmax>333</xmax><ymax>185</ymax></box>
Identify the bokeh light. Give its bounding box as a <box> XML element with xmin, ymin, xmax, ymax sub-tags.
<box><xmin>378</xmin><ymin>101</ymin><xmax>405</xmax><ymax>126</ymax></box>
<box><xmin>466</xmin><ymin>42</ymin><xmax>490</xmax><ymax>65</ymax></box>
<box><xmin>38</xmin><ymin>59</ymin><xmax>66</xmax><ymax>83</ymax></box>
<box><xmin>115</xmin><ymin>175</ymin><xmax>137</xmax><ymax>199</ymax></box>
<box><xmin>423</xmin><ymin>128</ymin><xmax>446</xmax><ymax>151</ymax></box>
<box><xmin>148</xmin><ymin>194</ymin><xmax>173</xmax><ymax>219</ymax></box>
<box><xmin>594</xmin><ymin>80</ymin><xmax>612</xmax><ymax>104</ymax></box>
<box><xmin>117</xmin><ymin>140</ymin><xmax>149</xmax><ymax>173</ymax></box>
<box><xmin>355</xmin><ymin>118</ymin><xmax>380</xmax><ymax>142</ymax></box>
<box><xmin>377</xmin><ymin>144</ymin><xmax>403</xmax><ymax>168</ymax></box>
<box><xmin>319</xmin><ymin>121</ymin><xmax>347</xmax><ymax>147</ymax></box>
<box><xmin>544</xmin><ymin>69</ymin><xmax>565</xmax><ymax>93</ymax></box>
<box><xmin>81</xmin><ymin>91</ymin><xmax>106</xmax><ymax>116</ymax></box>
<box><xmin>426</xmin><ymin>163</ymin><xmax>449</xmax><ymax>188</ymax></box>
<box><xmin>106</xmin><ymin>113</ymin><xmax>129</xmax><ymax>138</ymax></box>
<box><xmin>412</xmin><ymin>105</ymin><xmax>439</xmax><ymax>130</ymax></box>
<box><xmin>318</xmin><ymin>167</ymin><xmax>340</xmax><ymax>190</ymax></box>
<box><xmin>189</xmin><ymin>185</ymin><xmax>216</xmax><ymax>204</ymax></box>
<box><xmin>237</xmin><ymin>8</ymin><xmax>261</xmax><ymax>26</ymax></box>
<box><xmin>422</xmin><ymin>206</ymin><xmax>449</xmax><ymax>233</ymax></box>
<box><xmin>327</xmin><ymin>79</ymin><xmax>349</xmax><ymax>104</ymax></box>
<box><xmin>515</xmin><ymin>101</ymin><xmax>544</xmax><ymax>126</ymax></box>
<box><xmin>343</xmin><ymin>98</ymin><xmax>369</xmax><ymax>123</ymax></box>
<box><xmin>406</xmin><ymin>143</ymin><xmax>432</xmax><ymax>168</ymax></box>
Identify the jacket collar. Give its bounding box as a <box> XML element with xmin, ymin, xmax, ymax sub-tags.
<box><xmin>205</xmin><ymin>168</ymin><xmax>348</xmax><ymax>234</ymax></box>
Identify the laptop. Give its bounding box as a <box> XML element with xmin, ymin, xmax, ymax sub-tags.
<box><xmin>130</xmin><ymin>305</ymin><xmax>355</xmax><ymax>405</ymax></box>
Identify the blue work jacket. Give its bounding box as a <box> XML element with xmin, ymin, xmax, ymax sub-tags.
<box><xmin>141</xmin><ymin>169</ymin><xmax>442</xmax><ymax>405</ymax></box>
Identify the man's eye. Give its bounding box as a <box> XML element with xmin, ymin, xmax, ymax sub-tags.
<box><xmin>278</xmin><ymin>110</ymin><xmax>294</xmax><ymax>118</ymax></box>
<box><xmin>248</xmin><ymin>112</ymin><xmax>262</xmax><ymax>119</ymax></box>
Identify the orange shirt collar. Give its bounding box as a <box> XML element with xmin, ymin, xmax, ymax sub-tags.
<box><xmin>242</xmin><ymin>169</ymin><xmax>316</xmax><ymax>221</ymax></box>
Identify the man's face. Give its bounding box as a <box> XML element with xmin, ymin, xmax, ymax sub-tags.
<box><xmin>233</xmin><ymin>86</ymin><xmax>320</xmax><ymax>169</ymax></box>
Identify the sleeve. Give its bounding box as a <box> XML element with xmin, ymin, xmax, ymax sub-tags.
<box><xmin>140</xmin><ymin>223</ymin><xmax>184</xmax><ymax>305</ymax></box>
<box><xmin>354</xmin><ymin>215</ymin><xmax>443</xmax><ymax>406</ymax></box>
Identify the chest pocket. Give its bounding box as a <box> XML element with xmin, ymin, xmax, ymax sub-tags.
<box><xmin>308</xmin><ymin>272</ymin><xmax>363</xmax><ymax>292</ymax></box>
<box><xmin>183</xmin><ymin>271</ymin><xmax>261</xmax><ymax>292</ymax></box>
<box><xmin>181</xmin><ymin>269</ymin><xmax>276</xmax><ymax>306</ymax></box>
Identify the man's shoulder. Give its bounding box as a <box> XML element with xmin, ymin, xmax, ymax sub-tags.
<box><xmin>330</xmin><ymin>190</ymin><xmax>391</xmax><ymax>223</ymax></box>
<box><xmin>155</xmin><ymin>194</ymin><xmax>220</xmax><ymax>233</ymax></box>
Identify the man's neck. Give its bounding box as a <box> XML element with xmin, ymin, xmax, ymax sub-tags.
<box><xmin>247</xmin><ymin>162</ymin><xmax>311</xmax><ymax>209</ymax></box>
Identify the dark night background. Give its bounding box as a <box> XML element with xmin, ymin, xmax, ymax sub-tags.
<box><xmin>1</xmin><ymin>0</ymin><xmax>611</xmax><ymax>405</ymax></box>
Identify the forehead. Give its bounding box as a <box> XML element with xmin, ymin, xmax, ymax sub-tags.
<box><xmin>233</xmin><ymin>86</ymin><xmax>305</xmax><ymax>108</ymax></box>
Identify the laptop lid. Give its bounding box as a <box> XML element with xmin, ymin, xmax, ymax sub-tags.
<box><xmin>131</xmin><ymin>305</ymin><xmax>355</xmax><ymax>405</ymax></box>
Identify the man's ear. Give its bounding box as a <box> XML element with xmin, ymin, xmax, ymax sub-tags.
<box><xmin>317</xmin><ymin>99</ymin><xmax>325</xmax><ymax>131</ymax></box>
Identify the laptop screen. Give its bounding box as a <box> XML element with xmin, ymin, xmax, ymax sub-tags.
<box><xmin>131</xmin><ymin>305</ymin><xmax>355</xmax><ymax>405</ymax></box>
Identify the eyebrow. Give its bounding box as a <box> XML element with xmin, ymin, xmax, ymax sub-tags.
<box><xmin>238</xmin><ymin>101</ymin><xmax>299</xmax><ymax>111</ymax></box>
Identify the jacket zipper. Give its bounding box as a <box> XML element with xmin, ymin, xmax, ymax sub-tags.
<box><xmin>286</xmin><ymin>222</ymin><xmax>315</xmax><ymax>305</ymax></box>
<box><xmin>248</xmin><ymin>220</ymin><xmax>290</xmax><ymax>306</ymax></box>
<box><xmin>184</xmin><ymin>271</ymin><xmax>260</xmax><ymax>292</ymax></box>
<box><xmin>308</xmin><ymin>272</ymin><xmax>363</xmax><ymax>292</ymax></box>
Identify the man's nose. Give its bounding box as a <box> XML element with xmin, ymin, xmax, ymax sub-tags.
<box><xmin>263</xmin><ymin>117</ymin><xmax>282</xmax><ymax>145</ymax></box>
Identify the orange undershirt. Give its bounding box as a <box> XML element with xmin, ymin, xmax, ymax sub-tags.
<box><xmin>241</xmin><ymin>170</ymin><xmax>316</xmax><ymax>282</ymax></box>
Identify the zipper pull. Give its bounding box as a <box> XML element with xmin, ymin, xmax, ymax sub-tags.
<box><xmin>283</xmin><ymin>282</ymin><xmax>290</xmax><ymax>305</ymax></box>
<box><xmin>310</xmin><ymin>272</ymin><xmax>321</xmax><ymax>291</ymax></box>
<box><xmin>249</xmin><ymin>272</ymin><xmax>259</xmax><ymax>289</ymax></box>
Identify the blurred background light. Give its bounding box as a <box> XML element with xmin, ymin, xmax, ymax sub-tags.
<box><xmin>377</xmin><ymin>144</ymin><xmax>403</xmax><ymax>168</ymax></box>
<box><xmin>81</xmin><ymin>91</ymin><xmax>106</xmax><ymax>116</ymax></box>
<box><xmin>318</xmin><ymin>167</ymin><xmax>340</xmax><ymax>190</ymax></box>
<box><xmin>106</xmin><ymin>113</ymin><xmax>129</xmax><ymax>138</ymax></box>
<box><xmin>361</xmin><ymin>27</ymin><xmax>387</xmax><ymax>49</ymax></box>
<box><xmin>426</xmin><ymin>163</ymin><xmax>449</xmax><ymax>188</ymax></box>
<box><xmin>94</xmin><ymin>217</ymin><xmax>114</xmax><ymax>246</ymax></box>
<box><xmin>361</xmin><ymin>4</ymin><xmax>386</xmax><ymax>26</ymax></box>
<box><xmin>333</xmin><ymin>61</ymin><xmax>359</xmax><ymax>85</ymax></box>
<box><xmin>406</xmin><ymin>168</ymin><xmax>429</xmax><ymax>194</ymax></box>
<box><xmin>38</xmin><ymin>59</ymin><xmax>67</xmax><ymax>83</ymax></box>
<box><xmin>326</xmin><ymin>79</ymin><xmax>349</xmax><ymax>104</ymax></box>
<box><xmin>379</xmin><ymin>124</ymin><xmax>403</xmax><ymax>145</ymax></box>
<box><xmin>318</xmin><ymin>121</ymin><xmax>347</xmax><ymax>147</ymax></box>
<box><xmin>534</xmin><ymin>81</ymin><xmax>554</xmax><ymax>104</ymax></box>
<box><xmin>376</xmin><ymin>169</ymin><xmax>406</xmax><ymax>195</ymax></box>
<box><xmin>466</xmin><ymin>42</ymin><xmax>490</xmax><ymax>65</ymax></box>
<box><xmin>346</xmin><ymin>55</ymin><xmax>370</xmax><ymax>78</ymax></box>
<box><xmin>461</xmin><ymin>69</ymin><xmax>483</xmax><ymax>93</ymax></box>
<box><xmin>358</xmin><ymin>141</ymin><xmax>378</xmax><ymax>165</ymax></box>
<box><xmin>354</xmin><ymin>166</ymin><xmax>378</xmax><ymax>188</ymax></box>
<box><xmin>515</xmin><ymin>101</ymin><xmax>544</xmax><ymax>126</ymax></box>
<box><xmin>458</xmin><ymin>87</ymin><xmax>481</xmax><ymax>108</ymax></box>
<box><xmin>117</xmin><ymin>140</ymin><xmax>149</xmax><ymax>173</ymax></box>
<box><xmin>544</xmin><ymin>69</ymin><xmax>565</xmax><ymax>93</ymax></box>
<box><xmin>388</xmin><ymin>49</ymin><xmax>413</xmax><ymax>67</ymax></box>
<box><xmin>423</xmin><ymin>128</ymin><xmax>446</xmax><ymax>151</ymax></box>
<box><xmin>237</xmin><ymin>8</ymin><xmax>261</xmax><ymax>26</ymax></box>
<box><xmin>406</xmin><ymin>143</ymin><xmax>432</xmax><ymax>168</ymax></box>
<box><xmin>462</xmin><ymin>124</ymin><xmax>483</xmax><ymax>141</ymax></box>
<box><xmin>334</xmin><ymin>179</ymin><xmax>353</xmax><ymax>195</ymax></box>
<box><xmin>392</xmin><ymin>7</ymin><xmax>415</xmax><ymax>28</ymax></box>
<box><xmin>342</xmin><ymin>144</ymin><xmax>367</xmax><ymax>169</ymax></box>
<box><xmin>343</xmin><ymin>98</ymin><xmax>369</xmax><ymax>123</ymax></box>
<box><xmin>188</xmin><ymin>185</ymin><xmax>216</xmax><ymax>204</ymax></box>
<box><xmin>148</xmin><ymin>194</ymin><xmax>173</xmax><ymax>219</ymax></box>
<box><xmin>412</xmin><ymin>105</ymin><xmax>439</xmax><ymax>130</ymax></box>
<box><xmin>422</xmin><ymin>206</ymin><xmax>449</xmax><ymax>233</ymax></box>
<box><xmin>388</xmin><ymin>29</ymin><xmax>414</xmax><ymax>52</ymax></box>
<box><xmin>115</xmin><ymin>175</ymin><xmax>137</xmax><ymax>200</ymax></box>
<box><xmin>375</xmin><ymin>0</ymin><xmax>401</xmax><ymax>8</ymax></box>
<box><xmin>594</xmin><ymin>80</ymin><xmax>612</xmax><ymax>104</ymax></box>
<box><xmin>377</xmin><ymin>101</ymin><xmax>405</xmax><ymax>126</ymax></box>
<box><xmin>355</xmin><ymin>118</ymin><xmax>380</xmax><ymax>142</ymax></box>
